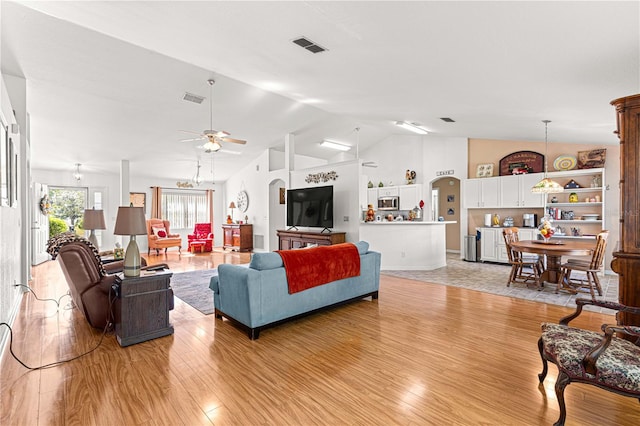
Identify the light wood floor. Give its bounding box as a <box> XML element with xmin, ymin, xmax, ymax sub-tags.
<box><xmin>1</xmin><ymin>249</ymin><xmax>639</xmax><ymax>425</ymax></box>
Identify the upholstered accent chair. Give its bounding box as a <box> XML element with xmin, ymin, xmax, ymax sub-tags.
<box><xmin>538</xmin><ymin>298</ymin><xmax>640</xmax><ymax>426</ymax></box>
<box><xmin>146</xmin><ymin>218</ymin><xmax>182</xmax><ymax>255</ymax></box>
<box><xmin>502</xmin><ymin>227</ymin><xmax>543</xmax><ymax>288</ymax></box>
<box><xmin>557</xmin><ymin>230</ymin><xmax>608</xmax><ymax>297</ymax></box>
<box><xmin>188</xmin><ymin>223</ymin><xmax>213</xmax><ymax>252</ymax></box>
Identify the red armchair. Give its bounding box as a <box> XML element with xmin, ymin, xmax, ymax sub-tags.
<box><xmin>188</xmin><ymin>223</ymin><xmax>213</xmax><ymax>253</ymax></box>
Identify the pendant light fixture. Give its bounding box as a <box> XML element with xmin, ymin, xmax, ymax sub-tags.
<box><xmin>531</xmin><ymin>120</ymin><xmax>564</xmax><ymax>193</ymax></box>
<box><xmin>73</xmin><ymin>163</ymin><xmax>82</xmax><ymax>182</ymax></box>
<box><xmin>192</xmin><ymin>159</ymin><xmax>203</xmax><ymax>186</ymax></box>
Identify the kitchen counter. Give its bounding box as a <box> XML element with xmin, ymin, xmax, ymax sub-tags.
<box><xmin>362</xmin><ymin>221</ymin><xmax>456</xmax><ymax>225</ymax></box>
<box><xmin>359</xmin><ymin>221</ymin><xmax>456</xmax><ymax>270</ymax></box>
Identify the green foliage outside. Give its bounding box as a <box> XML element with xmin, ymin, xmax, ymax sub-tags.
<box><xmin>49</xmin><ymin>216</ymin><xmax>69</xmax><ymax>239</ymax></box>
<box><xmin>49</xmin><ymin>188</ymin><xmax>86</xmax><ymax>234</ymax></box>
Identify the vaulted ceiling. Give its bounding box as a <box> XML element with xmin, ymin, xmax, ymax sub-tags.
<box><xmin>2</xmin><ymin>1</ymin><xmax>638</xmax><ymax>182</ymax></box>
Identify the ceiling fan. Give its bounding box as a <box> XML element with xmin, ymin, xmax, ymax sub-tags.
<box><xmin>180</xmin><ymin>79</ymin><xmax>247</xmax><ymax>152</ymax></box>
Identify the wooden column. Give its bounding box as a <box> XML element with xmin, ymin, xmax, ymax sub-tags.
<box><xmin>610</xmin><ymin>94</ymin><xmax>640</xmax><ymax>326</ymax></box>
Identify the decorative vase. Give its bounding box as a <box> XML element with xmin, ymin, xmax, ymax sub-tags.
<box><xmin>569</xmin><ymin>192</ymin><xmax>579</xmax><ymax>203</ymax></box>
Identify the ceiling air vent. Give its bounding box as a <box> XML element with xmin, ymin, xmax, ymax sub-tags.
<box><xmin>292</xmin><ymin>36</ymin><xmax>327</xmax><ymax>54</ymax></box>
<box><xmin>183</xmin><ymin>92</ymin><xmax>205</xmax><ymax>104</ymax></box>
<box><xmin>440</xmin><ymin>117</ymin><xmax>456</xmax><ymax>123</ymax></box>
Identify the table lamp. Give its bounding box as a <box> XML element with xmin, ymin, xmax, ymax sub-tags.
<box><xmin>83</xmin><ymin>208</ymin><xmax>106</xmax><ymax>250</ymax></box>
<box><xmin>228</xmin><ymin>201</ymin><xmax>236</xmax><ymax>223</ymax></box>
<box><xmin>113</xmin><ymin>205</ymin><xmax>147</xmax><ymax>277</ymax></box>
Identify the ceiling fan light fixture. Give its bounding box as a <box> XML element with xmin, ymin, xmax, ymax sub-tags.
<box><xmin>395</xmin><ymin>121</ymin><xmax>429</xmax><ymax>135</ymax></box>
<box><xmin>203</xmin><ymin>140</ymin><xmax>222</xmax><ymax>152</ymax></box>
<box><xmin>320</xmin><ymin>139</ymin><xmax>351</xmax><ymax>151</ymax></box>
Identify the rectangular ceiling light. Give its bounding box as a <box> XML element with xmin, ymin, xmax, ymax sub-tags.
<box><xmin>320</xmin><ymin>139</ymin><xmax>351</xmax><ymax>151</ymax></box>
<box><xmin>395</xmin><ymin>121</ymin><xmax>429</xmax><ymax>135</ymax></box>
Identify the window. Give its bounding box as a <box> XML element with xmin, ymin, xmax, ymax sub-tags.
<box><xmin>162</xmin><ymin>191</ymin><xmax>208</xmax><ymax>230</ymax></box>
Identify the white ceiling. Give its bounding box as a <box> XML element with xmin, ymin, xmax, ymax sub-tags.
<box><xmin>1</xmin><ymin>1</ymin><xmax>638</xmax><ymax>182</ymax></box>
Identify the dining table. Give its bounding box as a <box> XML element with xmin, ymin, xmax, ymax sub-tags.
<box><xmin>509</xmin><ymin>239</ymin><xmax>595</xmax><ymax>286</ymax></box>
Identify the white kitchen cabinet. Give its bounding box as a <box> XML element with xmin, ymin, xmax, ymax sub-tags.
<box><xmin>480</xmin><ymin>227</ymin><xmax>500</xmax><ymax>262</ymax></box>
<box><xmin>366</xmin><ymin>188</ymin><xmax>378</xmax><ymax>207</ymax></box>
<box><xmin>399</xmin><ymin>184</ymin><xmax>422</xmax><ymax>210</ymax></box>
<box><xmin>480</xmin><ymin>227</ymin><xmax>538</xmax><ymax>264</ymax></box>
<box><xmin>378</xmin><ymin>187</ymin><xmax>399</xmax><ymax>197</ymax></box>
<box><xmin>464</xmin><ymin>177</ymin><xmax>500</xmax><ymax>208</ymax></box>
<box><xmin>500</xmin><ymin>173</ymin><xmax>545</xmax><ymax>208</ymax></box>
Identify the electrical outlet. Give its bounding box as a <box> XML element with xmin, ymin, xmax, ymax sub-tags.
<box><xmin>343</xmin><ymin>216</ymin><xmax>349</xmax><ymax>222</ymax></box>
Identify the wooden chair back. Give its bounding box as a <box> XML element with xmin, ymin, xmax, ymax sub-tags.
<box><xmin>502</xmin><ymin>227</ymin><xmax>521</xmax><ymax>263</ymax></box>
<box><xmin>590</xmin><ymin>230</ymin><xmax>609</xmax><ymax>270</ymax></box>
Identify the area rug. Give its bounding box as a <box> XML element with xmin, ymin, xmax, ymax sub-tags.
<box><xmin>381</xmin><ymin>254</ymin><xmax>619</xmax><ymax>315</ymax></box>
<box><xmin>170</xmin><ymin>269</ymin><xmax>218</xmax><ymax>315</ymax></box>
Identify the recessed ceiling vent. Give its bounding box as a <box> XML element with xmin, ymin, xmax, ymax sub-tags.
<box><xmin>292</xmin><ymin>36</ymin><xmax>327</xmax><ymax>54</ymax></box>
<box><xmin>440</xmin><ymin>117</ymin><xmax>456</xmax><ymax>123</ymax></box>
<box><xmin>183</xmin><ymin>92</ymin><xmax>205</xmax><ymax>104</ymax></box>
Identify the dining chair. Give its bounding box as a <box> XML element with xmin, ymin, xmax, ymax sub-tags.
<box><xmin>557</xmin><ymin>230</ymin><xmax>608</xmax><ymax>297</ymax></box>
<box><xmin>502</xmin><ymin>227</ymin><xmax>543</xmax><ymax>288</ymax></box>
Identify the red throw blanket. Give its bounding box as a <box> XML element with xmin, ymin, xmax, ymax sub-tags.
<box><xmin>277</xmin><ymin>243</ymin><xmax>361</xmax><ymax>294</ymax></box>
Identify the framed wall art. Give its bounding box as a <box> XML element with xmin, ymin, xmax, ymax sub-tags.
<box><xmin>476</xmin><ymin>163</ymin><xmax>494</xmax><ymax>178</ymax></box>
<box><xmin>0</xmin><ymin>120</ymin><xmax>8</xmax><ymax>207</ymax></box>
<box><xmin>9</xmin><ymin>138</ymin><xmax>17</xmax><ymax>206</ymax></box>
<box><xmin>577</xmin><ymin>149</ymin><xmax>606</xmax><ymax>169</ymax></box>
<box><xmin>129</xmin><ymin>192</ymin><xmax>146</xmax><ymax>212</ymax></box>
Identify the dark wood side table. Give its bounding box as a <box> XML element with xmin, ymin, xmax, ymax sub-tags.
<box><xmin>115</xmin><ymin>270</ymin><xmax>174</xmax><ymax>347</ymax></box>
<box><xmin>222</xmin><ymin>224</ymin><xmax>253</xmax><ymax>252</ymax></box>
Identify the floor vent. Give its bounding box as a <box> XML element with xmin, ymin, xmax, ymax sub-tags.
<box><xmin>183</xmin><ymin>92</ymin><xmax>205</xmax><ymax>104</ymax></box>
<box><xmin>292</xmin><ymin>36</ymin><xmax>327</xmax><ymax>54</ymax></box>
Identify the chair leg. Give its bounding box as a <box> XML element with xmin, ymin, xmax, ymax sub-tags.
<box><xmin>591</xmin><ymin>271</ymin><xmax>603</xmax><ymax>296</ymax></box>
<box><xmin>538</xmin><ymin>337</ymin><xmax>548</xmax><ymax>382</ymax></box>
<box><xmin>554</xmin><ymin>371</ymin><xmax>571</xmax><ymax>426</ymax></box>
<box><xmin>586</xmin><ymin>273</ymin><xmax>596</xmax><ymax>299</ymax></box>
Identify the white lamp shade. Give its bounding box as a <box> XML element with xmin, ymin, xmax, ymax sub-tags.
<box><xmin>113</xmin><ymin>206</ymin><xmax>147</xmax><ymax>236</ymax></box>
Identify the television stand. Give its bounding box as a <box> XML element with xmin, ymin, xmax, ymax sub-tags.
<box><xmin>277</xmin><ymin>229</ymin><xmax>346</xmax><ymax>250</ymax></box>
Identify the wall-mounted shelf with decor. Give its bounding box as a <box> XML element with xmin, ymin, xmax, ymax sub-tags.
<box><xmin>544</xmin><ymin>168</ymin><xmax>605</xmax><ymax>240</ymax></box>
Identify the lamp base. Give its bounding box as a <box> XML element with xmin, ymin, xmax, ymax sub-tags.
<box><xmin>123</xmin><ymin>236</ymin><xmax>141</xmax><ymax>277</ymax></box>
<box><xmin>88</xmin><ymin>230</ymin><xmax>99</xmax><ymax>250</ymax></box>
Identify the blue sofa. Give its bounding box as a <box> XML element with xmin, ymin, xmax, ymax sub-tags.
<box><xmin>209</xmin><ymin>241</ymin><xmax>381</xmax><ymax>339</ymax></box>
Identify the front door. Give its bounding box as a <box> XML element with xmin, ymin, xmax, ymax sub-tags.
<box><xmin>31</xmin><ymin>182</ymin><xmax>49</xmax><ymax>265</ymax></box>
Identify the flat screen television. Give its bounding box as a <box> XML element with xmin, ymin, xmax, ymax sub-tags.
<box><xmin>286</xmin><ymin>185</ymin><xmax>334</xmax><ymax>231</ymax></box>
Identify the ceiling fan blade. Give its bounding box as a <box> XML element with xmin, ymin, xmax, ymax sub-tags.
<box><xmin>180</xmin><ymin>137</ymin><xmax>206</xmax><ymax>142</ymax></box>
<box><xmin>179</xmin><ymin>129</ymin><xmax>204</xmax><ymax>135</ymax></box>
<box><xmin>221</xmin><ymin>137</ymin><xmax>247</xmax><ymax>145</ymax></box>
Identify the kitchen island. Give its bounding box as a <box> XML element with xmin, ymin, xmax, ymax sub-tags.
<box><xmin>360</xmin><ymin>221</ymin><xmax>456</xmax><ymax>270</ymax></box>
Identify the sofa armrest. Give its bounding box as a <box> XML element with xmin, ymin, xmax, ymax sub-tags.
<box><xmin>167</xmin><ymin>233</ymin><xmax>180</xmax><ymax>238</ymax></box>
<box><xmin>215</xmin><ymin>264</ymin><xmax>263</xmax><ymax>327</ymax></box>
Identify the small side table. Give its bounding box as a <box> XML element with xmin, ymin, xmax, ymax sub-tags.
<box><xmin>115</xmin><ymin>270</ymin><xmax>174</xmax><ymax>347</ymax></box>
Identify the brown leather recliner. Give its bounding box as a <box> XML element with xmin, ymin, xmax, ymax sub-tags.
<box><xmin>46</xmin><ymin>233</ymin><xmax>161</xmax><ymax>330</ymax></box>
<box><xmin>47</xmin><ymin>233</ymin><xmax>121</xmax><ymax>329</ymax></box>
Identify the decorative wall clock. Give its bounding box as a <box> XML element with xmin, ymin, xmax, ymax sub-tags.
<box><xmin>237</xmin><ymin>190</ymin><xmax>249</xmax><ymax>212</ymax></box>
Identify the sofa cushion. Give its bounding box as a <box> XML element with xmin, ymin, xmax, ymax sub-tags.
<box><xmin>249</xmin><ymin>252</ymin><xmax>284</xmax><ymax>270</ymax></box>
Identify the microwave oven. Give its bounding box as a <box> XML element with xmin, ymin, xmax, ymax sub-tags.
<box><xmin>378</xmin><ymin>196</ymin><xmax>399</xmax><ymax>210</ymax></box>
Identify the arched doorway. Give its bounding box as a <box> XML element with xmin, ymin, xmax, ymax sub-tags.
<box><xmin>431</xmin><ymin>177</ymin><xmax>461</xmax><ymax>252</ymax></box>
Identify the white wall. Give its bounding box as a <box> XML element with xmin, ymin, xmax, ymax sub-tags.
<box><xmin>0</xmin><ymin>74</ymin><xmax>25</xmax><ymax>356</ymax></box>
<box><xmin>289</xmin><ymin>160</ymin><xmax>362</xmax><ymax>242</ymax></box>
